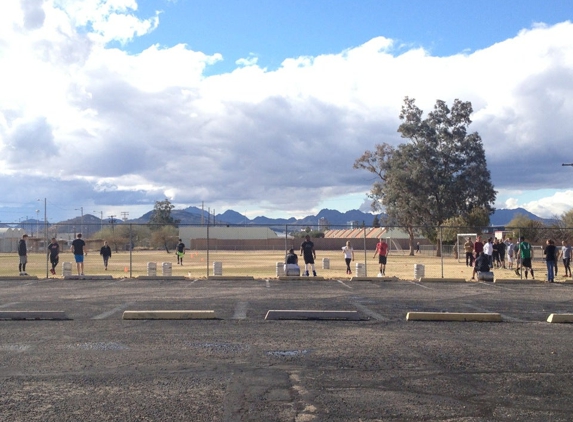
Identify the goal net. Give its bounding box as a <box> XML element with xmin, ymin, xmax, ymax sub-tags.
<box><xmin>456</xmin><ymin>233</ymin><xmax>477</xmax><ymax>263</ymax></box>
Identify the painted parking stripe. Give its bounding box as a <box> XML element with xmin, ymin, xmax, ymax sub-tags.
<box><xmin>350</xmin><ymin>301</ymin><xmax>389</xmax><ymax>321</ymax></box>
<box><xmin>404</xmin><ymin>280</ymin><xmax>432</xmax><ymax>289</ymax></box>
<box><xmin>0</xmin><ymin>302</ymin><xmax>20</xmax><ymax>309</ymax></box>
<box><xmin>336</xmin><ymin>280</ymin><xmax>353</xmax><ymax>289</ymax></box>
<box><xmin>92</xmin><ymin>302</ymin><xmax>135</xmax><ymax>320</ymax></box>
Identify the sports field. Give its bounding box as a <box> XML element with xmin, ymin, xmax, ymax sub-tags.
<box><xmin>0</xmin><ymin>249</ymin><xmax>561</xmax><ymax>281</ymax></box>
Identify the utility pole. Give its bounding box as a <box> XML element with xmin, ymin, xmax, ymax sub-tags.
<box><xmin>121</xmin><ymin>211</ymin><xmax>129</xmax><ymax>221</ymax></box>
<box><xmin>108</xmin><ymin>215</ymin><xmax>117</xmax><ymax>232</ymax></box>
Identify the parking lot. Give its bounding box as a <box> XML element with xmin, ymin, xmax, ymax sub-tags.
<box><xmin>2</xmin><ymin>277</ymin><xmax>573</xmax><ymax>421</ymax></box>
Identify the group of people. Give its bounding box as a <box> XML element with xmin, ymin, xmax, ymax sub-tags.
<box><xmin>465</xmin><ymin>235</ymin><xmax>573</xmax><ymax>282</ymax></box>
<box><xmin>284</xmin><ymin>235</ymin><xmax>318</xmax><ymax>276</ymax></box>
<box><xmin>17</xmin><ymin>233</ymin><xmax>112</xmax><ymax>276</ymax></box>
<box><xmin>283</xmin><ymin>236</ymin><xmax>390</xmax><ymax>277</ymax></box>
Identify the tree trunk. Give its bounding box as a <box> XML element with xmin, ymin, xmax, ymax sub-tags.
<box><xmin>408</xmin><ymin>226</ymin><xmax>415</xmax><ymax>256</ymax></box>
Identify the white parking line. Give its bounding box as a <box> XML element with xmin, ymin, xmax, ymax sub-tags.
<box><xmin>478</xmin><ymin>281</ymin><xmax>516</xmax><ymax>291</ymax></box>
<box><xmin>266</xmin><ymin>279</ymin><xmax>271</xmax><ymax>288</ymax></box>
<box><xmin>336</xmin><ymin>280</ymin><xmax>353</xmax><ymax>289</ymax></box>
<box><xmin>351</xmin><ymin>301</ymin><xmax>389</xmax><ymax>321</ymax></box>
<box><xmin>232</xmin><ymin>301</ymin><xmax>248</xmax><ymax>320</ymax></box>
<box><xmin>0</xmin><ymin>302</ymin><xmax>20</xmax><ymax>309</ymax></box>
<box><xmin>92</xmin><ymin>302</ymin><xmax>134</xmax><ymax>320</ymax></box>
<box><xmin>404</xmin><ymin>280</ymin><xmax>432</xmax><ymax>289</ymax></box>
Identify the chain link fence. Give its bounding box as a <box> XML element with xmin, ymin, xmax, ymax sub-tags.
<box><xmin>3</xmin><ymin>220</ymin><xmax>572</xmax><ymax>279</ymax></box>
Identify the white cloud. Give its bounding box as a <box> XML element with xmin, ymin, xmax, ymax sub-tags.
<box><xmin>1</xmin><ymin>2</ymin><xmax>573</xmax><ymax>221</ymax></box>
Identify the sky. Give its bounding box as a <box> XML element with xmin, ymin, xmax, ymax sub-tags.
<box><xmin>1</xmin><ymin>0</ymin><xmax>573</xmax><ymax>224</ymax></box>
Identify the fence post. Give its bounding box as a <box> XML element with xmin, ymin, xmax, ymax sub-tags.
<box><xmin>440</xmin><ymin>225</ymin><xmax>444</xmax><ymax>278</ymax></box>
<box><xmin>363</xmin><ymin>221</ymin><xmax>367</xmax><ymax>277</ymax></box>
<box><xmin>206</xmin><ymin>223</ymin><xmax>210</xmax><ymax>278</ymax></box>
<box><xmin>129</xmin><ymin>224</ymin><xmax>133</xmax><ymax>278</ymax></box>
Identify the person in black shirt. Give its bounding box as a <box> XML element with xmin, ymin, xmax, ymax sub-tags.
<box><xmin>100</xmin><ymin>241</ymin><xmax>112</xmax><ymax>270</ymax></box>
<box><xmin>544</xmin><ymin>239</ymin><xmax>557</xmax><ymax>283</ymax></box>
<box><xmin>47</xmin><ymin>237</ymin><xmax>60</xmax><ymax>275</ymax></box>
<box><xmin>18</xmin><ymin>234</ymin><xmax>29</xmax><ymax>276</ymax></box>
<box><xmin>176</xmin><ymin>239</ymin><xmax>185</xmax><ymax>265</ymax></box>
<box><xmin>300</xmin><ymin>235</ymin><xmax>317</xmax><ymax>277</ymax></box>
<box><xmin>71</xmin><ymin>233</ymin><xmax>86</xmax><ymax>276</ymax></box>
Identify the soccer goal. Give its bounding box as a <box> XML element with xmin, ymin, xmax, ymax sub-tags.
<box><xmin>456</xmin><ymin>233</ymin><xmax>477</xmax><ymax>263</ymax></box>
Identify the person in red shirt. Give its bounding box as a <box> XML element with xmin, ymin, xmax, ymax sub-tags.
<box><xmin>373</xmin><ymin>237</ymin><xmax>389</xmax><ymax>276</ymax></box>
<box><xmin>473</xmin><ymin>235</ymin><xmax>484</xmax><ymax>261</ymax></box>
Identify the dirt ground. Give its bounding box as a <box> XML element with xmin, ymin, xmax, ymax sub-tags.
<box><xmin>0</xmin><ymin>249</ymin><xmax>562</xmax><ymax>282</ymax></box>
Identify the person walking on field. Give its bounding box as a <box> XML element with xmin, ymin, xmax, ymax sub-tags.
<box><xmin>100</xmin><ymin>241</ymin><xmax>112</xmax><ymax>270</ymax></box>
<box><xmin>18</xmin><ymin>234</ymin><xmax>29</xmax><ymax>276</ymax></box>
<box><xmin>342</xmin><ymin>241</ymin><xmax>355</xmax><ymax>275</ymax></box>
<box><xmin>373</xmin><ymin>237</ymin><xmax>389</xmax><ymax>276</ymax></box>
<box><xmin>176</xmin><ymin>239</ymin><xmax>185</xmax><ymax>265</ymax></box>
<box><xmin>464</xmin><ymin>237</ymin><xmax>474</xmax><ymax>267</ymax></box>
<box><xmin>47</xmin><ymin>237</ymin><xmax>60</xmax><ymax>275</ymax></box>
<box><xmin>560</xmin><ymin>240</ymin><xmax>572</xmax><ymax>278</ymax></box>
<box><xmin>516</xmin><ymin>236</ymin><xmax>534</xmax><ymax>279</ymax></box>
<box><xmin>71</xmin><ymin>233</ymin><xmax>86</xmax><ymax>276</ymax></box>
<box><xmin>300</xmin><ymin>235</ymin><xmax>317</xmax><ymax>276</ymax></box>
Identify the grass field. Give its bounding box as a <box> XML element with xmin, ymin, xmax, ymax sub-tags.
<box><xmin>0</xmin><ymin>250</ymin><xmax>561</xmax><ymax>281</ymax></box>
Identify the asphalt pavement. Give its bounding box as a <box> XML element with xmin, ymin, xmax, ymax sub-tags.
<box><xmin>2</xmin><ymin>277</ymin><xmax>573</xmax><ymax>421</ymax></box>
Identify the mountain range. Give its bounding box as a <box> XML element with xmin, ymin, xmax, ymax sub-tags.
<box><xmin>6</xmin><ymin>207</ymin><xmax>550</xmax><ymax>237</ymax></box>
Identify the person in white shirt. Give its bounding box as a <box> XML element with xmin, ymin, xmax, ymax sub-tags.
<box><xmin>483</xmin><ymin>238</ymin><xmax>493</xmax><ymax>268</ymax></box>
<box><xmin>342</xmin><ymin>241</ymin><xmax>355</xmax><ymax>275</ymax></box>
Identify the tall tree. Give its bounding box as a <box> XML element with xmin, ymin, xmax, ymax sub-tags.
<box><xmin>148</xmin><ymin>199</ymin><xmax>180</xmax><ymax>230</ymax></box>
<box><xmin>355</xmin><ymin>97</ymin><xmax>497</xmax><ymax>255</ymax></box>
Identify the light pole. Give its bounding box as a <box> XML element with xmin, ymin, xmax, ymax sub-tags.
<box><xmin>75</xmin><ymin>207</ymin><xmax>84</xmax><ymax>235</ymax></box>
<box><xmin>35</xmin><ymin>209</ymin><xmax>39</xmax><ymax>238</ymax></box>
<box><xmin>93</xmin><ymin>210</ymin><xmax>103</xmax><ymax>232</ymax></box>
<box><xmin>38</xmin><ymin>198</ymin><xmax>48</xmax><ymax>278</ymax></box>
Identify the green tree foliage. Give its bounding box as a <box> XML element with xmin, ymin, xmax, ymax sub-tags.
<box><xmin>372</xmin><ymin>215</ymin><xmax>380</xmax><ymax>228</ymax></box>
<box><xmin>148</xmin><ymin>199</ymin><xmax>180</xmax><ymax>230</ymax></box>
<box><xmin>150</xmin><ymin>225</ymin><xmax>179</xmax><ymax>253</ymax></box>
<box><xmin>355</xmin><ymin>97</ymin><xmax>496</xmax><ymax>256</ymax></box>
<box><xmin>290</xmin><ymin>230</ymin><xmax>324</xmax><ymax>239</ymax></box>
<box><xmin>506</xmin><ymin>214</ymin><xmax>546</xmax><ymax>243</ymax></box>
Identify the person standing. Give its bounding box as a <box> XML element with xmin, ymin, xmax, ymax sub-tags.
<box><xmin>544</xmin><ymin>239</ymin><xmax>557</xmax><ymax>283</ymax></box>
<box><xmin>497</xmin><ymin>238</ymin><xmax>506</xmax><ymax>269</ymax></box>
<box><xmin>464</xmin><ymin>237</ymin><xmax>474</xmax><ymax>267</ymax></box>
<box><xmin>483</xmin><ymin>238</ymin><xmax>494</xmax><ymax>268</ymax></box>
<box><xmin>473</xmin><ymin>236</ymin><xmax>484</xmax><ymax>264</ymax></box>
<box><xmin>342</xmin><ymin>241</ymin><xmax>355</xmax><ymax>275</ymax></box>
<box><xmin>47</xmin><ymin>237</ymin><xmax>60</xmax><ymax>275</ymax></box>
<box><xmin>71</xmin><ymin>233</ymin><xmax>86</xmax><ymax>276</ymax></box>
<box><xmin>18</xmin><ymin>234</ymin><xmax>29</xmax><ymax>276</ymax></box>
<box><xmin>506</xmin><ymin>238</ymin><xmax>515</xmax><ymax>270</ymax></box>
<box><xmin>176</xmin><ymin>239</ymin><xmax>185</xmax><ymax>265</ymax></box>
<box><xmin>373</xmin><ymin>237</ymin><xmax>389</xmax><ymax>276</ymax></box>
<box><xmin>300</xmin><ymin>235</ymin><xmax>317</xmax><ymax>276</ymax></box>
<box><xmin>560</xmin><ymin>240</ymin><xmax>572</xmax><ymax>278</ymax></box>
<box><xmin>517</xmin><ymin>236</ymin><xmax>534</xmax><ymax>279</ymax></box>
<box><xmin>492</xmin><ymin>238</ymin><xmax>500</xmax><ymax>268</ymax></box>
<box><xmin>100</xmin><ymin>240</ymin><xmax>112</xmax><ymax>270</ymax></box>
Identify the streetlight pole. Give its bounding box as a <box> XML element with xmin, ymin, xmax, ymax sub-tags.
<box><xmin>38</xmin><ymin>198</ymin><xmax>48</xmax><ymax>278</ymax></box>
<box><xmin>93</xmin><ymin>210</ymin><xmax>103</xmax><ymax>232</ymax></box>
<box><xmin>75</xmin><ymin>207</ymin><xmax>84</xmax><ymax>235</ymax></box>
